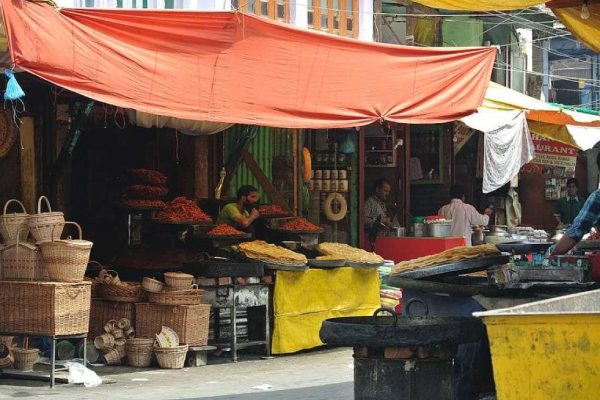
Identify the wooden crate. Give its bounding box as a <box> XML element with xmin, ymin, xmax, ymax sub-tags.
<box><xmin>89</xmin><ymin>299</ymin><xmax>136</xmax><ymax>339</ymax></box>
<box><xmin>0</xmin><ymin>281</ymin><xmax>91</xmax><ymax>336</ymax></box>
<box><xmin>135</xmin><ymin>303</ymin><xmax>210</xmax><ymax>346</ymax></box>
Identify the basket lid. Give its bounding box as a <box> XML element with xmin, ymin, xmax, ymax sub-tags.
<box><xmin>44</xmin><ymin>239</ymin><xmax>93</xmax><ymax>247</ymax></box>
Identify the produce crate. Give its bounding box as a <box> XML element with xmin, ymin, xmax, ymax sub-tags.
<box><xmin>135</xmin><ymin>303</ymin><xmax>210</xmax><ymax>346</ymax></box>
<box><xmin>0</xmin><ymin>281</ymin><xmax>91</xmax><ymax>336</ymax></box>
<box><xmin>89</xmin><ymin>299</ymin><xmax>136</xmax><ymax>339</ymax></box>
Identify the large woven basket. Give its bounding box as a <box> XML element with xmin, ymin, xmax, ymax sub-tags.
<box><xmin>98</xmin><ymin>282</ymin><xmax>145</xmax><ymax>303</ymax></box>
<box><xmin>88</xmin><ymin>299</ymin><xmax>135</xmax><ymax>340</ymax></box>
<box><xmin>154</xmin><ymin>345</ymin><xmax>188</xmax><ymax>369</ymax></box>
<box><xmin>0</xmin><ymin>281</ymin><xmax>91</xmax><ymax>336</ymax></box>
<box><xmin>135</xmin><ymin>303</ymin><xmax>210</xmax><ymax>346</ymax></box>
<box><xmin>28</xmin><ymin>196</ymin><xmax>65</xmax><ymax>244</ymax></box>
<box><xmin>1</xmin><ymin>230</ymin><xmax>46</xmax><ymax>281</ymax></box>
<box><xmin>127</xmin><ymin>348</ymin><xmax>153</xmax><ymax>368</ymax></box>
<box><xmin>147</xmin><ymin>289</ymin><xmax>203</xmax><ymax>306</ymax></box>
<box><xmin>0</xmin><ymin>199</ymin><xmax>29</xmax><ymax>245</ymax></box>
<box><xmin>163</xmin><ymin>272</ymin><xmax>193</xmax><ymax>289</ymax></box>
<box><xmin>12</xmin><ymin>348</ymin><xmax>39</xmax><ymax>371</ymax></box>
<box><xmin>40</xmin><ymin>222</ymin><xmax>93</xmax><ymax>283</ymax></box>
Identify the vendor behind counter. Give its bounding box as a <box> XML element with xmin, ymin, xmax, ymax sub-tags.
<box><xmin>216</xmin><ymin>185</ymin><xmax>261</xmax><ymax>232</ymax></box>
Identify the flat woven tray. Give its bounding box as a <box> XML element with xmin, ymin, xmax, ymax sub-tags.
<box><xmin>396</xmin><ymin>255</ymin><xmax>510</xmax><ymax>280</ymax></box>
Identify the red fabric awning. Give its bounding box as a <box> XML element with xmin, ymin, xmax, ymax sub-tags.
<box><xmin>1</xmin><ymin>0</ymin><xmax>496</xmax><ymax>129</ymax></box>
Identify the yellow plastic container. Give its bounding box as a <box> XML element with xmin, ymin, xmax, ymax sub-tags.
<box><xmin>474</xmin><ymin>289</ymin><xmax>600</xmax><ymax>400</ymax></box>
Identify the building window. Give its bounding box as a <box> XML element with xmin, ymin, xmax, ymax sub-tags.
<box><xmin>309</xmin><ymin>0</ymin><xmax>358</xmax><ymax>38</ymax></box>
<box><xmin>242</xmin><ymin>0</ymin><xmax>289</xmax><ymax>22</ymax></box>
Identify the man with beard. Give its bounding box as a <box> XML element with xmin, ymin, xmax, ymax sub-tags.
<box><xmin>364</xmin><ymin>178</ymin><xmax>394</xmax><ymax>230</ymax></box>
<box><xmin>217</xmin><ymin>185</ymin><xmax>261</xmax><ymax>231</ymax></box>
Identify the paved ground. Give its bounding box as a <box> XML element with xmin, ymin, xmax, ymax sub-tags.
<box><xmin>0</xmin><ymin>348</ymin><xmax>354</xmax><ymax>400</ymax></box>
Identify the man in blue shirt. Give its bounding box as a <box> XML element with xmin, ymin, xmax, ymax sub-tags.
<box><xmin>552</xmin><ymin>154</ymin><xmax>600</xmax><ymax>255</ymax></box>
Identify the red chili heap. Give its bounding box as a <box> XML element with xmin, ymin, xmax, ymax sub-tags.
<box><xmin>127</xmin><ymin>169</ymin><xmax>168</xmax><ymax>185</ymax></box>
<box><xmin>122</xmin><ymin>199</ymin><xmax>166</xmax><ymax>209</ymax></box>
<box><xmin>208</xmin><ymin>224</ymin><xmax>245</xmax><ymax>236</ymax></box>
<box><xmin>281</xmin><ymin>217</ymin><xmax>320</xmax><ymax>232</ymax></box>
<box><xmin>258</xmin><ymin>204</ymin><xmax>288</xmax><ymax>216</ymax></box>
<box><xmin>127</xmin><ymin>184</ymin><xmax>169</xmax><ymax>200</ymax></box>
<box><xmin>156</xmin><ymin>197</ymin><xmax>212</xmax><ymax>222</ymax></box>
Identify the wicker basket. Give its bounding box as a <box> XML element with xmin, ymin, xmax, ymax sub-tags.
<box><xmin>94</xmin><ymin>333</ymin><xmax>115</xmax><ymax>352</ymax></box>
<box><xmin>135</xmin><ymin>303</ymin><xmax>210</xmax><ymax>346</ymax></box>
<box><xmin>28</xmin><ymin>196</ymin><xmax>65</xmax><ymax>244</ymax></box>
<box><xmin>163</xmin><ymin>272</ymin><xmax>193</xmax><ymax>289</ymax></box>
<box><xmin>40</xmin><ymin>222</ymin><xmax>93</xmax><ymax>283</ymax></box>
<box><xmin>127</xmin><ymin>348</ymin><xmax>153</xmax><ymax>367</ymax></box>
<box><xmin>114</xmin><ymin>338</ymin><xmax>126</xmax><ymax>357</ymax></box>
<box><xmin>0</xmin><ymin>199</ymin><xmax>29</xmax><ymax>245</ymax></box>
<box><xmin>89</xmin><ymin>300</ymin><xmax>135</xmax><ymax>340</ymax></box>
<box><xmin>103</xmin><ymin>348</ymin><xmax>122</xmax><ymax>365</ymax></box>
<box><xmin>147</xmin><ymin>289</ymin><xmax>203</xmax><ymax>306</ymax></box>
<box><xmin>98</xmin><ymin>282</ymin><xmax>145</xmax><ymax>303</ymax></box>
<box><xmin>0</xmin><ymin>281</ymin><xmax>91</xmax><ymax>336</ymax></box>
<box><xmin>126</xmin><ymin>338</ymin><xmax>154</xmax><ymax>349</ymax></box>
<box><xmin>12</xmin><ymin>348</ymin><xmax>39</xmax><ymax>372</ymax></box>
<box><xmin>154</xmin><ymin>345</ymin><xmax>188</xmax><ymax>369</ymax></box>
<box><xmin>142</xmin><ymin>277</ymin><xmax>164</xmax><ymax>293</ymax></box>
<box><xmin>0</xmin><ymin>230</ymin><xmax>46</xmax><ymax>281</ymax></box>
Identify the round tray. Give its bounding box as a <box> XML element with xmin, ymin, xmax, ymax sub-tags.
<box><xmin>114</xmin><ymin>203</ymin><xmax>165</xmax><ymax>211</ymax></box>
<box><xmin>262</xmin><ymin>261</ymin><xmax>308</xmax><ymax>271</ymax></box>
<box><xmin>346</xmin><ymin>261</ymin><xmax>384</xmax><ymax>268</ymax></box>
<box><xmin>308</xmin><ymin>259</ymin><xmax>347</xmax><ymax>268</ymax></box>
<box><xmin>150</xmin><ymin>219</ymin><xmax>213</xmax><ymax>226</ymax></box>
<box><xmin>198</xmin><ymin>232</ymin><xmax>252</xmax><ymax>240</ymax></box>
<box><xmin>269</xmin><ymin>227</ymin><xmax>325</xmax><ymax>235</ymax></box>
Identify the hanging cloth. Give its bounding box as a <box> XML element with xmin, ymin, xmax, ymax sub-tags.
<box><xmin>483</xmin><ymin>111</ymin><xmax>535</xmax><ymax>193</ymax></box>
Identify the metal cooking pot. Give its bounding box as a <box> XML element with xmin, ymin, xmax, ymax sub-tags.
<box><xmin>427</xmin><ymin>223</ymin><xmax>452</xmax><ymax>238</ymax></box>
<box><xmin>471</xmin><ymin>228</ymin><xmax>485</xmax><ymax>245</ymax></box>
<box><xmin>388</xmin><ymin>226</ymin><xmax>405</xmax><ymax>237</ymax></box>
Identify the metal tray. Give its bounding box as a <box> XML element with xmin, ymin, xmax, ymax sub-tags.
<box><xmin>269</xmin><ymin>227</ymin><xmax>324</xmax><ymax>235</ymax></box>
<box><xmin>150</xmin><ymin>219</ymin><xmax>213</xmax><ymax>226</ymax></box>
<box><xmin>346</xmin><ymin>261</ymin><xmax>384</xmax><ymax>268</ymax></box>
<box><xmin>308</xmin><ymin>259</ymin><xmax>347</xmax><ymax>268</ymax></box>
<box><xmin>575</xmin><ymin>240</ymin><xmax>600</xmax><ymax>250</ymax></box>
<box><xmin>395</xmin><ymin>255</ymin><xmax>511</xmax><ymax>280</ymax></box>
<box><xmin>518</xmin><ymin>267</ymin><xmax>585</xmax><ymax>283</ymax></box>
<box><xmin>263</xmin><ymin>261</ymin><xmax>309</xmax><ymax>272</ymax></box>
<box><xmin>495</xmin><ymin>241</ymin><xmax>554</xmax><ymax>254</ymax></box>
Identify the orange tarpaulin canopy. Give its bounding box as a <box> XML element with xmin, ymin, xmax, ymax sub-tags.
<box><xmin>0</xmin><ymin>0</ymin><xmax>496</xmax><ymax>129</ymax></box>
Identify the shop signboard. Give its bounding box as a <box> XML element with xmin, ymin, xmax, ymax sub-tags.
<box><xmin>520</xmin><ymin>134</ymin><xmax>578</xmax><ymax>177</ymax></box>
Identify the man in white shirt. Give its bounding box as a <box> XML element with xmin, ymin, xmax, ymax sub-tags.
<box><xmin>438</xmin><ymin>185</ymin><xmax>493</xmax><ymax>246</ymax></box>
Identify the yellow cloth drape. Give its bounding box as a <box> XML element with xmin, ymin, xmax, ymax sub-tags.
<box><xmin>272</xmin><ymin>268</ymin><xmax>381</xmax><ymax>354</ymax></box>
<box><xmin>411</xmin><ymin>0</ymin><xmax>543</xmax><ymax>11</ymax></box>
<box><xmin>553</xmin><ymin>5</ymin><xmax>600</xmax><ymax>54</ymax></box>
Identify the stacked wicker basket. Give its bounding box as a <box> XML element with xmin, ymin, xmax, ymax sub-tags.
<box><xmin>0</xmin><ymin>196</ymin><xmax>94</xmax><ymax>371</ymax></box>
<box><xmin>0</xmin><ymin>196</ymin><xmax>93</xmax><ymax>283</ymax></box>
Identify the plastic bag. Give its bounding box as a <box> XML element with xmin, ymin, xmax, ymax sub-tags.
<box><xmin>67</xmin><ymin>362</ymin><xmax>102</xmax><ymax>387</ymax></box>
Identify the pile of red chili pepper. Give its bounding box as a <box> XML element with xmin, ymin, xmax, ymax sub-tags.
<box><xmin>127</xmin><ymin>185</ymin><xmax>169</xmax><ymax>200</ymax></box>
<box><xmin>122</xmin><ymin>199</ymin><xmax>166</xmax><ymax>209</ymax></box>
<box><xmin>208</xmin><ymin>224</ymin><xmax>245</xmax><ymax>237</ymax></box>
<box><xmin>128</xmin><ymin>169</ymin><xmax>168</xmax><ymax>185</ymax></box>
<box><xmin>156</xmin><ymin>197</ymin><xmax>212</xmax><ymax>222</ymax></box>
<box><xmin>258</xmin><ymin>204</ymin><xmax>288</xmax><ymax>216</ymax></box>
<box><xmin>281</xmin><ymin>217</ymin><xmax>320</xmax><ymax>232</ymax></box>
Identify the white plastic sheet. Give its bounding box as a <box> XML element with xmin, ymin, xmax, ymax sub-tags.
<box><xmin>483</xmin><ymin>112</ymin><xmax>535</xmax><ymax>193</ymax></box>
<box><xmin>126</xmin><ymin>109</ymin><xmax>232</xmax><ymax>136</ymax></box>
<box><xmin>67</xmin><ymin>362</ymin><xmax>103</xmax><ymax>387</ymax></box>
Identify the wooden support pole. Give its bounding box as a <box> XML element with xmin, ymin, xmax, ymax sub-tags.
<box><xmin>241</xmin><ymin>151</ymin><xmax>291</xmax><ymax>211</ymax></box>
<box><xmin>20</xmin><ymin>117</ymin><xmax>36</xmax><ymax>212</ymax></box>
